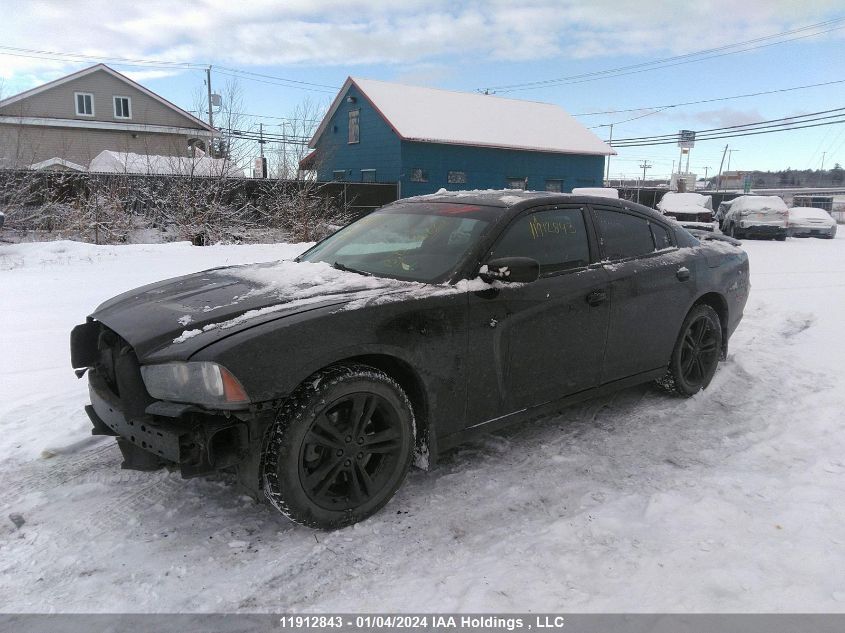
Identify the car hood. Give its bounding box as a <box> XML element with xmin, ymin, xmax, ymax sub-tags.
<box><xmin>91</xmin><ymin>260</ymin><xmax>417</xmax><ymax>360</ymax></box>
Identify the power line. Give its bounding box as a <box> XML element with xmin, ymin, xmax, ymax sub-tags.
<box><xmin>571</xmin><ymin>78</ymin><xmax>845</xmax><ymax>117</ymax></box>
<box><xmin>482</xmin><ymin>18</ymin><xmax>845</xmax><ymax>93</ymax></box>
<box><xmin>0</xmin><ymin>45</ymin><xmax>339</xmax><ymax>94</ymax></box>
<box><xmin>609</xmin><ymin>117</ymin><xmax>845</xmax><ymax>148</ymax></box>
<box><xmin>608</xmin><ymin>107</ymin><xmax>845</xmax><ymax>144</ymax></box>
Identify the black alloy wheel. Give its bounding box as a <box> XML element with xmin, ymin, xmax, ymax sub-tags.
<box><xmin>263</xmin><ymin>363</ymin><xmax>414</xmax><ymax>529</ymax></box>
<box><xmin>656</xmin><ymin>304</ymin><xmax>723</xmax><ymax>397</ymax></box>
<box><xmin>299</xmin><ymin>392</ymin><xmax>405</xmax><ymax>511</ymax></box>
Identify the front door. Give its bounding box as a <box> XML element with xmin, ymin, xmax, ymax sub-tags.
<box><xmin>463</xmin><ymin>205</ymin><xmax>611</xmax><ymax>429</ymax></box>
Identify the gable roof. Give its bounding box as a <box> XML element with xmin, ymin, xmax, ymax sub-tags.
<box><xmin>0</xmin><ymin>64</ymin><xmax>214</xmax><ymax>132</ymax></box>
<box><xmin>311</xmin><ymin>77</ymin><xmax>614</xmax><ymax>156</ymax></box>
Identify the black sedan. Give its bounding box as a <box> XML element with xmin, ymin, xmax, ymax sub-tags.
<box><xmin>71</xmin><ymin>191</ymin><xmax>750</xmax><ymax>529</ymax></box>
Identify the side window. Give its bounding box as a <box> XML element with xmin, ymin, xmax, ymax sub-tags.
<box><xmin>651</xmin><ymin>223</ymin><xmax>673</xmax><ymax>250</ymax></box>
<box><xmin>594</xmin><ymin>208</ymin><xmax>654</xmax><ymax>260</ymax></box>
<box><xmin>491</xmin><ymin>208</ymin><xmax>590</xmax><ymax>275</ymax></box>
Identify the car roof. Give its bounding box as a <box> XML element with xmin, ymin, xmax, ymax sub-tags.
<box><xmin>399</xmin><ymin>189</ymin><xmax>667</xmax><ymax>222</ymax></box>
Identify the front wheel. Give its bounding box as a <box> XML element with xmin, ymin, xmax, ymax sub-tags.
<box><xmin>262</xmin><ymin>363</ymin><xmax>415</xmax><ymax>529</ymax></box>
<box><xmin>656</xmin><ymin>304</ymin><xmax>723</xmax><ymax>397</ymax></box>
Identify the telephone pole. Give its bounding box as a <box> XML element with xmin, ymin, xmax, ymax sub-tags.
<box><xmin>637</xmin><ymin>160</ymin><xmax>651</xmax><ymax>202</ymax></box>
<box><xmin>604</xmin><ymin>123</ymin><xmax>614</xmax><ymax>185</ymax></box>
<box><xmin>206</xmin><ymin>66</ymin><xmax>214</xmax><ymax>155</ymax></box>
<box><xmin>716</xmin><ymin>144</ymin><xmax>728</xmax><ymax>191</ymax></box>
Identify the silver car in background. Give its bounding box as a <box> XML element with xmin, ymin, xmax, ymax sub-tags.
<box><xmin>788</xmin><ymin>207</ymin><xmax>837</xmax><ymax>239</ymax></box>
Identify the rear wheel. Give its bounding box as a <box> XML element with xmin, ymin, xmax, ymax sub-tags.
<box><xmin>262</xmin><ymin>363</ymin><xmax>414</xmax><ymax>529</ymax></box>
<box><xmin>656</xmin><ymin>304</ymin><xmax>723</xmax><ymax>397</ymax></box>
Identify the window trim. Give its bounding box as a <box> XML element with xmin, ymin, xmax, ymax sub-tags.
<box><xmin>590</xmin><ymin>204</ymin><xmax>678</xmax><ymax>263</ymax></box>
<box><xmin>113</xmin><ymin>95</ymin><xmax>132</xmax><ymax>120</ymax></box>
<box><xmin>485</xmin><ymin>204</ymin><xmax>596</xmax><ymax>279</ymax></box>
<box><xmin>348</xmin><ymin>108</ymin><xmax>360</xmax><ymax>144</ymax></box>
<box><xmin>506</xmin><ymin>176</ymin><xmax>528</xmax><ymax>190</ymax></box>
<box><xmin>332</xmin><ymin>170</ymin><xmax>347</xmax><ymax>182</ymax></box>
<box><xmin>74</xmin><ymin>92</ymin><xmax>94</xmax><ymax>117</ymax></box>
<box><xmin>360</xmin><ymin>168</ymin><xmax>376</xmax><ymax>183</ymax></box>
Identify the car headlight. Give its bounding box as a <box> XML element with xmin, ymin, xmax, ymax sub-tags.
<box><xmin>140</xmin><ymin>362</ymin><xmax>249</xmax><ymax>407</ymax></box>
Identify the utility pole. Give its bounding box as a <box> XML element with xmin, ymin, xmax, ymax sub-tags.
<box><xmin>637</xmin><ymin>161</ymin><xmax>651</xmax><ymax>202</ymax></box>
<box><xmin>604</xmin><ymin>123</ymin><xmax>614</xmax><ymax>185</ymax></box>
<box><xmin>258</xmin><ymin>123</ymin><xmax>267</xmax><ymax>178</ymax></box>
<box><xmin>206</xmin><ymin>66</ymin><xmax>214</xmax><ymax>156</ymax></box>
<box><xmin>727</xmin><ymin>149</ymin><xmax>739</xmax><ymax>173</ymax></box>
<box><xmin>716</xmin><ymin>144</ymin><xmax>728</xmax><ymax>191</ymax></box>
<box><xmin>820</xmin><ymin>151</ymin><xmax>827</xmax><ymax>172</ymax></box>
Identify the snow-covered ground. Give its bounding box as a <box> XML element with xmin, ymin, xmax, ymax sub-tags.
<box><xmin>1</xmin><ymin>235</ymin><xmax>844</xmax><ymax>612</ymax></box>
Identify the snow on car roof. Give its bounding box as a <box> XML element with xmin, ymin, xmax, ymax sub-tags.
<box><xmin>730</xmin><ymin>195</ymin><xmax>788</xmax><ymax>212</ymax></box>
<box><xmin>658</xmin><ymin>192</ymin><xmax>711</xmax><ymax>208</ymax></box>
<box><xmin>789</xmin><ymin>207</ymin><xmax>833</xmax><ymax>220</ymax></box>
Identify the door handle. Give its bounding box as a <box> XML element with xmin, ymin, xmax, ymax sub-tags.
<box><xmin>586</xmin><ymin>289</ymin><xmax>607</xmax><ymax>306</ymax></box>
<box><xmin>676</xmin><ymin>266</ymin><xmax>691</xmax><ymax>281</ymax></box>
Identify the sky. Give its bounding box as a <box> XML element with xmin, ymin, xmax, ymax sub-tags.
<box><xmin>1</xmin><ymin>0</ymin><xmax>844</xmax><ymax>181</ymax></box>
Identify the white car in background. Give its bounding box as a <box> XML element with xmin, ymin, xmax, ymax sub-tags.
<box><xmin>571</xmin><ymin>187</ymin><xmax>619</xmax><ymax>199</ymax></box>
<box><xmin>722</xmin><ymin>195</ymin><xmax>789</xmax><ymax>241</ymax></box>
<box><xmin>788</xmin><ymin>207</ymin><xmax>837</xmax><ymax>239</ymax></box>
<box><xmin>656</xmin><ymin>192</ymin><xmax>715</xmax><ymax>231</ymax></box>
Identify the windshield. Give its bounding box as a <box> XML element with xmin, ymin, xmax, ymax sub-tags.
<box><xmin>298</xmin><ymin>201</ymin><xmax>497</xmax><ymax>282</ymax></box>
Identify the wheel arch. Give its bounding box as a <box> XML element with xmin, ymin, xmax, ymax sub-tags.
<box><xmin>334</xmin><ymin>353</ymin><xmax>433</xmax><ymax>471</ymax></box>
<box><xmin>692</xmin><ymin>292</ymin><xmax>729</xmax><ymax>358</ymax></box>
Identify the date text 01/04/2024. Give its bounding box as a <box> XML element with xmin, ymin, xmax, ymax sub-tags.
<box><xmin>277</xmin><ymin>615</ymin><xmax>567</xmax><ymax>630</ymax></box>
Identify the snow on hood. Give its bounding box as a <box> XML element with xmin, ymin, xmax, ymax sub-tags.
<box><xmin>173</xmin><ymin>260</ymin><xmax>434</xmax><ymax>342</ymax></box>
<box><xmin>657</xmin><ymin>192</ymin><xmax>712</xmax><ymax>211</ymax></box>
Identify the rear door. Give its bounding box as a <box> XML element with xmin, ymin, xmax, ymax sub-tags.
<box><xmin>591</xmin><ymin>205</ymin><xmax>699</xmax><ymax>383</ymax></box>
<box><xmin>463</xmin><ymin>205</ymin><xmax>611</xmax><ymax>428</ymax></box>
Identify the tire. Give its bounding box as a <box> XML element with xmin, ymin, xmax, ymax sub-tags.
<box><xmin>656</xmin><ymin>304</ymin><xmax>723</xmax><ymax>397</ymax></box>
<box><xmin>728</xmin><ymin>223</ymin><xmax>739</xmax><ymax>239</ymax></box>
<box><xmin>775</xmin><ymin>234</ymin><xmax>787</xmax><ymax>241</ymax></box>
<box><xmin>262</xmin><ymin>363</ymin><xmax>415</xmax><ymax>530</ymax></box>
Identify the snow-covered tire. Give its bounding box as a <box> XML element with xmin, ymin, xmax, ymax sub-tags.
<box><xmin>262</xmin><ymin>363</ymin><xmax>414</xmax><ymax>530</ymax></box>
<box><xmin>656</xmin><ymin>304</ymin><xmax>723</xmax><ymax>397</ymax></box>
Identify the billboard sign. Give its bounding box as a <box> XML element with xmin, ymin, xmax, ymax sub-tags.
<box><xmin>678</xmin><ymin>130</ymin><xmax>696</xmax><ymax>149</ymax></box>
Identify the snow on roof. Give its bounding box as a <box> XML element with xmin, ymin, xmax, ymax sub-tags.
<box><xmin>89</xmin><ymin>150</ymin><xmax>243</xmax><ymax>177</ymax></box>
<box><xmin>658</xmin><ymin>192</ymin><xmax>712</xmax><ymax>209</ymax></box>
<box><xmin>789</xmin><ymin>207</ymin><xmax>833</xmax><ymax>220</ymax></box>
<box><xmin>571</xmin><ymin>187</ymin><xmax>619</xmax><ymax>198</ymax></box>
<box><xmin>312</xmin><ymin>77</ymin><xmax>615</xmax><ymax>156</ymax></box>
<box><xmin>29</xmin><ymin>157</ymin><xmax>87</xmax><ymax>172</ymax></box>
<box><xmin>730</xmin><ymin>195</ymin><xmax>787</xmax><ymax>213</ymax></box>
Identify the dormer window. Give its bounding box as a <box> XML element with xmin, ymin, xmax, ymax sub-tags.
<box><xmin>113</xmin><ymin>96</ymin><xmax>131</xmax><ymax>119</ymax></box>
<box><xmin>75</xmin><ymin>92</ymin><xmax>94</xmax><ymax>116</ymax></box>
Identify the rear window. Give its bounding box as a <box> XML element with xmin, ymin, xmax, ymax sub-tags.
<box><xmin>594</xmin><ymin>208</ymin><xmax>654</xmax><ymax>260</ymax></box>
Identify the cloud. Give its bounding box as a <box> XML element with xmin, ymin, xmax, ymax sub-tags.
<box><xmin>693</xmin><ymin>108</ymin><xmax>766</xmax><ymax>127</ymax></box>
<box><xmin>0</xmin><ymin>0</ymin><xmax>843</xmax><ymax>90</ymax></box>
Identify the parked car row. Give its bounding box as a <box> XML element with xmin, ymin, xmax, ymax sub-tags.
<box><xmin>715</xmin><ymin>195</ymin><xmax>837</xmax><ymax>240</ymax></box>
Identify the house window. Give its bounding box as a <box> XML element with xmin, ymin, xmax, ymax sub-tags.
<box><xmin>113</xmin><ymin>96</ymin><xmax>131</xmax><ymax>119</ymax></box>
<box><xmin>361</xmin><ymin>169</ymin><xmax>376</xmax><ymax>183</ymax></box>
<box><xmin>332</xmin><ymin>170</ymin><xmax>346</xmax><ymax>181</ymax></box>
<box><xmin>410</xmin><ymin>168</ymin><xmax>428</xmax><ymax>183</ymax></box>
<box><xmin>545</xmin><ymin>179</ymin><xmax>563</xmax><ymax>192</ymax></box>
<box><xmin>506</xmin><ymin>177</ymin><xmax>527</xmax><ymax>190</ymax></box>
<box><xmin>348</xmin><ymin>109</ymin><xmax>360</xmax><ymax>144</ymax></box>
<box><xmin>448</xmin><ymin>170</ymin><xmax>467</xmax><ymax>184</ymax></box>
<box><xmin>75</xmin><ymin>92</ymin><xmax>94</xmax><ymax>116</ymax></box>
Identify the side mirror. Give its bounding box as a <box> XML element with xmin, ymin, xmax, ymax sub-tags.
<box><xmin>479</xmin><ymin>257</ymin><xmax>540</xmax><ymax>284</ymax></box>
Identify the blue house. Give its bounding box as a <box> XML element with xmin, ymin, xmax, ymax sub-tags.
<box><xmin>303</xmin><ymin>77</ymin><xmax>615</xmax><ymax>198</ymax></box>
